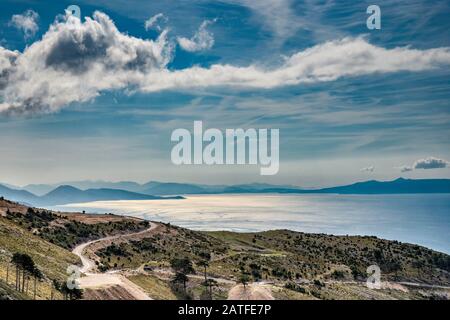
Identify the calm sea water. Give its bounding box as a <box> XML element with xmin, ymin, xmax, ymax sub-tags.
<box><xmin>54</xmin><ymin>194</ymin><xmax>450</xmax><ymax>254</ymax></box>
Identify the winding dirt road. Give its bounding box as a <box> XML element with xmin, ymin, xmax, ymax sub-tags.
<box><xmin>228</xmin><ymin>282</ymin><xmax>275</xmax><ymax>300</ymax></box>
<box><xmin>72</xmin><ymin>224</ymin><xmax>159</xmax><ymax>300</ymax></box>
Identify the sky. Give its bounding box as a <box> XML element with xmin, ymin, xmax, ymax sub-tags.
<box><xmin>0</xmin><ymin>0</ymin><xmax>449</xmax><ymax>188</ymax></box>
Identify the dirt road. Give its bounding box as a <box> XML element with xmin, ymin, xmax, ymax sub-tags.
<box><xmin>72</xmin><ymin>224</ymin><xmax>159</xmax><ymax>300</ymax></box>
<box><xmin>227</xmin><ymin>282</ymin><xmax>275</xmax><ymax>300</ymax></box>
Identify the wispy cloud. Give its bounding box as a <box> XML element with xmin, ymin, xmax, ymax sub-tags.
<box><xmin>360</xmin><ymin>166</ymin><xmax>374</xmax><ymax>173</ymax></box>
<box><xmin>9</xmin><ymin>9</ymin><xmax>39</xmax><ymax>40</ymax></box>
<box><xmin>231</xmin><ymin>0</ymin><xmax>300</xmax><ymax>39</ymax></box>
<box><xmin>144</xmin><ymin>13</ymin><xmax>167</xmax><ymax>31</ymax></box>
<box><xmin>399</xmin><ymin>165</ymin><xmax>413</xmax><ymax>172</ymax></box>
<box><xmin>1</xmin><ymin>11</ymin><xmax>450</xmax><ymax>115</ymax></box>
<box><xmin>177</xmin><ymin>19</ymin><xmax>215</xmax><ymax>52</ymax></box>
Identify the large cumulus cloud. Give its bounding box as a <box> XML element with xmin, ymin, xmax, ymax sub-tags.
<box><xmin>1</xmin><ymin>11</ymin><xmax>450</xmax><ymax>114</ymax></box>
<box><xmin>0</xmin><ymin>12</ymin><xmax>172</xmax><ymax>114</ymax></box>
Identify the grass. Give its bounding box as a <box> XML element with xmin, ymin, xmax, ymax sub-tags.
<box><xmin>0</xmin><ymin>218</ymin><xmax>78</xmax><ymax>299</ymax></box>
<box><xmin>4</xmin><ymin>206</ymin><xmax>149</xmax><ymax>250</ymax></box>
<box><xmin>0</xmin><ymin>278</ymin><xmax>30</xmax><ymax>300</ymax></box>
<box><xmin>127</xmin><ymin>274</ymin><xmax>177</xmax><ymax>300</ymax></box>
<box><xmin>96</xmin><ymin>224</ymin><xmax>450</xmax><ymax>293</ymax></box>
<box><xmin>207</xmin><ymin>229</ymin><xmax>450</xmax><ymax>285</ymax></box>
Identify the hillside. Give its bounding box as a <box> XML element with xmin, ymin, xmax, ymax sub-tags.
<box><xmin>0</xmin><ymin>197</ymin><xmax>449</xmax><ymax>300</ymax></box>
<box><xmin>96</xmin><ymin>224</ymin><xmax>450</xmax><ymax>285</ymax></box>
<box><xmin>0</xmin><ymin>198</ymin><xmax>152</xmax><ymax>300</ymax></box>
<box><xmin>0</xmin><ymin>211</ymin><xmax>80</xmax><ymax>299</ymax></box>
<box><xmin>94</xmin><ymin>224</ymin><xmax>450</xmax><ymax>300</ymax></box>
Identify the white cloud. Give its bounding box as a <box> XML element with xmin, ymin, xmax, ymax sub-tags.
<box><xmin>360</xmin><ymin>166</ymin><xmax>374</xmax><ymax>172</ymax></box>
<box><xmin>227</xmin><ymin>0</ymin><xmax>300</xmax><ymax>40</ymax></box>
<box><xmin>141</xmin><ymin>36</ymin><xmax>450</xmax><ymax>92</ymax></box>
<box><xmin>398</xmin><ymin>157</ymin><xmax>449</xmax><ymax>172</ymax></box>
<box><xmin>144</xmin><ymin>13</ymin><xmax>167</xmax><ymax>31</ymax></box>
<box><xmin>0</xmin><ymin>12</ymin><xmax>173</xmax><ymax>114</ymax></box>
<box><xmin>9</xmin><ymin>10</ymin><xmax>39</xmax><ymax>39</ymax></box>
<box><xmin>1</xmin><ymin>12</ymin><xmax>450</xmax><ymax>114</ymax></box>
<box><xmin>399</xmin><ymin>165</ymin><xmax>413</xmax><ymax>172</ymax></box>
<box><xmin>413</xmin><ymin>157</ymin><xmax>449</xmax><ymax>169</ymax></box>
<box><xmin>177</xmin><ymin>20</ymin><xmax>215</xmax><ymax>52</ymax></box>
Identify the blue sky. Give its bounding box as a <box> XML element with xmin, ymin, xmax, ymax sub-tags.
<box><xmin>0</xmin><ymin>0</ymin><xmax>449</xmax><ymax>187</ymax></box>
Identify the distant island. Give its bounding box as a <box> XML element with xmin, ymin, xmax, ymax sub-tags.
<box><xmin>0</xmin><ymin>184</ymin><xmax>184</xmax><ymax>206</ymax></box>
<box><xmin>0</xmin><ymin>178</ymin><xmax>449</xmax><ymax>206</ymax></box>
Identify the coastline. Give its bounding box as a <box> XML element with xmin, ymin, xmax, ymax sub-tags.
<box><xmin>51</xmin><ymin>193</ymin><xmax>450</xmax><ymax>255</ymax></box>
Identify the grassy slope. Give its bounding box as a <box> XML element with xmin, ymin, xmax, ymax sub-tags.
<box><xmin>0</xmin><ymin>217</ymin><xmax>80</xmax><ymax>299</ymax></box>
<box><xmin>0</xmin><ymin>278</ymin><xmax>29</xmax><ymax>300</ymax></box>
<box><xmin>1</xmin><ymin>198</ymin><xmax>449</xmax><ymax>300</ymax></box>
<box><xmin>95</xmin><ymin>224</ymin><xmax>449</xmax><ymax>299</ymax></box>
<box><xmin>96</xmin><ymin>224</ymin><xmax>450</xmax><ymax>285</ymax></box>
<box><xmin>206</xmin><ymin>230</ymin><xmax>450</xmax><ymax>284</ymax></box>
<box><xmin>3</xmin><ymin>206</ymin><xmax>149</xmax><ymax>250</ymax></box>
<box><xmin>0</xmin><ymin>198</ymin><xmax>150</xmax><ymax>299</ymax></box>
<box><xmin>127</xmin><ymin>274</ymin><xmax>177</xmax><ymax>300</ymax></box>
<box><xmin>0</xmin><ymin>218</ymin><xmax>80</xmax><ymax>280</ymax></box>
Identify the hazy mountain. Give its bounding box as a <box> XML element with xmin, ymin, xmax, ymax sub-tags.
<box><xmin>22</xmin><ymin>184</ymin><xmax>59</xmax><ymax>196</ymax></box>
<box><xmin>141</xmin><ymin>181</ymin><xmax>300</xmax><ymax>195</ymax></box>
<box><xmin>220</xmin><ymin>183</ymin><xmax>300</xmax><ymax>193</ymax></box>
<box><xmin>0</xmin><ymin>184</ymin><xmax>183</xmax><ymax>206</ymax></box>
<box><xmin>0</xmin><ymin>184</ymin><xmax>38</xmax><ymax>204</ymax></box>
<box><xmin>20</xmin><ymin>180</ymin><xmax>300</xmax><ymax>196</ymax></box>
<box><xmin>0</xmin><ymin>182</ymin><xmax>21</xmax><ymax>189</ymax></box>
<box><xmin>234</xmin><ymin>183</ymin><xmax>299</xmax><ymax>190</ymax></box>
<box><xmin>3</xmin><ymin>179</ymin><xmax>449</xmax><ymax>206</ymax></box>
<box><xmin>134</xmin><ymin>178</ymin><xmax>450</xmax><ymax>195</ymax></box>
<box><xmin>142</xmin><ymin>182</ymin><xmax>208</xmax><ymax>195</ymax></box>
<box><xmin>254</xmin><ymin>178</ymin><xmax>450</xmax><ymax>194</ymax></box>
<box><xmin>314</xmin><ymin>178</ymin><xmax>450</xmax><ymax>194</ymax></box>
<box><xmin>66</xmin><ymin>181</ymin><xmax>143</xmax><ymax>192</ymax></box>
<box><xmin>23</xmin><ymin>180</ymin><xmax>144</xmax><ymax>195</ymax></box>
<box><xmin>36</xmin><ymin>185</ymin><xmax>180</xmax><ymax>206</ymax></box>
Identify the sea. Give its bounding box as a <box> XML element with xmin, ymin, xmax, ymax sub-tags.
<box><xmin>52</xmin><ymin>193</ymin><xmax>450</xmax><ymax>254</ymax></box>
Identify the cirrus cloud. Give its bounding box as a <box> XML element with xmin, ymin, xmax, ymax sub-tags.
<box><xmin>1</xmin><ymin>11</ymin><xmax>450</xmax><ymax>115</ymax></box>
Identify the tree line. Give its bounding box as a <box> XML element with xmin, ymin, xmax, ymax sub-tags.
<box><xmin>4</xmin><ymin>252</ymin><xmax>82</xmax><ymax>300</ymax></box>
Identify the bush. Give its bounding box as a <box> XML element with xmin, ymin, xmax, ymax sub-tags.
<box><xmin>331</xmin><ymin>270</ymin><xmax>345</xmax><ymax>280</ymax></box>
<box><xmin>284</xmin><ymin>282</ymin><xmax>306</xmax><ymax>294</ymax></box>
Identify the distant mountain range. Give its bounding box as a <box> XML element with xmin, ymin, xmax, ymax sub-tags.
<box><xmin>19</xmin><ymin>180</ymin><xmax>299</xmax><ymax>196</ymax></box>
<box><xmin>0</xmin><ymin>184</ymin><xmax>183</xmax><ymax>206</ymax></box>
<box><xmin>0</xmin><ymin>184</ymin><xmax>38</xmax><ymax>205</ymax></box>
<box><xmin>21</xmin><ymin>181</ymin><xmax>145</xmax><ymax>196</ymax></box>
<box><xmin>1</xmin><ymin>178</ymin><xmax>449</xmax><ymax>206</ymax></box>
<box><xmin>258</xmin><ymin>178</ymin><xmax>450</xmax><ymax>194</ymax></box>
